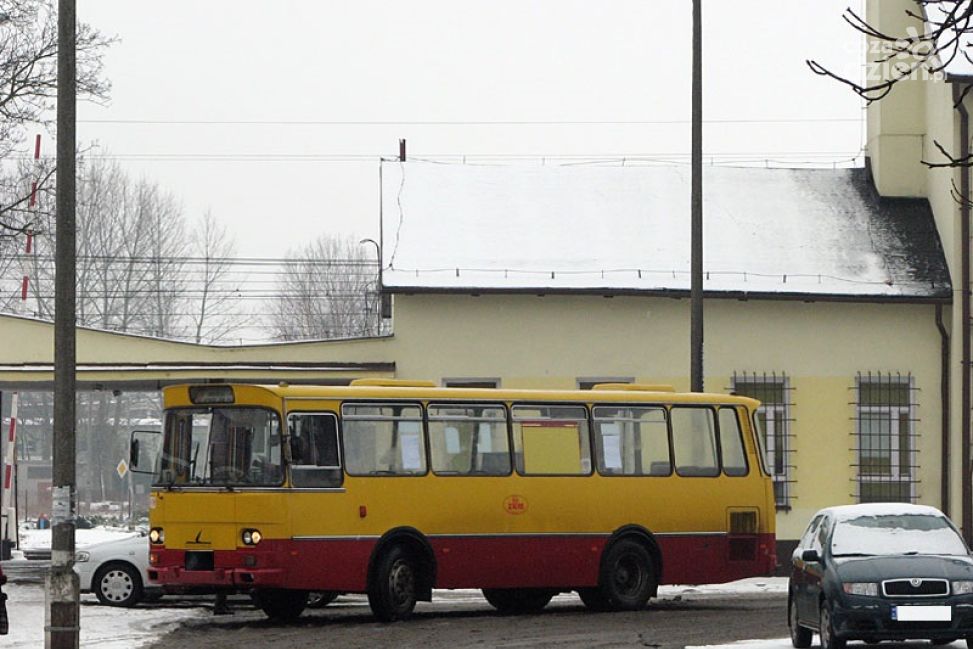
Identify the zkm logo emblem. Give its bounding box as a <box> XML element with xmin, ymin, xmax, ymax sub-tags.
<box><xmin>503</xmin><ymin>495</ymin><xmax>528</xmax><ymax>515</ymax></box>
<box><xmin>187</xmin><ymin>530</ymin><xmax>212</xmax><ymax>546</ymax></box>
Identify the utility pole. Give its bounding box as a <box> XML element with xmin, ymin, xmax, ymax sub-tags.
<box><xmin>47</xmin><ymin>0</ymin><xmax>79</xmax><ymax>646</ymax></box>
<box><xmin>690</xmin><ymin>0</ymin><xmax>704</xmax><ymax>393</ymax></box>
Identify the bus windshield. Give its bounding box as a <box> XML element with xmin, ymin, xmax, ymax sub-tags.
<box><xmin>155</xmin><ymin>407</ymin><xmax>283</xmax><ymax>487</ymax></box>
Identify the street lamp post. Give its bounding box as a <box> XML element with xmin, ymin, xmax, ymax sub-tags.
<box><xmin>360</xmin><ymin>238</ymin><xmax>381</xmax><ymax>336</ymax></box>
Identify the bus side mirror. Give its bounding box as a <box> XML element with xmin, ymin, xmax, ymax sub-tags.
<box><xmin>129</xmin><ymin>429</ymin><xmax>161</xmax><ymax>475</ymax></box>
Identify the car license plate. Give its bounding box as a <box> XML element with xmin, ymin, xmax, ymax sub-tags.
<box><xmin>892</xmin><ymin>605</ymin><xmax>951</xmax><ymax>622</ymax></box>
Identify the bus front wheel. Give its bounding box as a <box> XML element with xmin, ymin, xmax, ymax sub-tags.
<box><xmin>368</xmin><ymin>545</ymin><xmax>419</xmax><ymax>622</ymax></box>
<box><xmin>482</xmin><ymin>588</ymin><xmax>555</xmax><ymax>614</ymax></box>
<box><xmin>597</xmin><ymin>538</ymin><xmax>656</xmax><ymax>611</ymax></box>
<box><xmin>252</xmin><ymin>588</ymin><xmax>308</xmax><ymax>621</ymax></box>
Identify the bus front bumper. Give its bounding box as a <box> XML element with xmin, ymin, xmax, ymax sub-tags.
<box><xmin>148</xmin><ymin>548</ymin><xmax>288</xmax><ymax>589</ymax></box>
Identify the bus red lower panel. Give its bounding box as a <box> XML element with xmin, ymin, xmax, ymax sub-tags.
<box><xmin>150</xmin><ymin>532</ymin><xmax>774</xmax><ymax>592</ymax></box>
<box><xmin>430</xmin><ymin>535</ymin><xmax>605</xmax><ymax>588</ymax></box>
<box><xmin>657</xmin><ymin>533</ymin><xmax>776</xmax><ymax>584</ymax></box>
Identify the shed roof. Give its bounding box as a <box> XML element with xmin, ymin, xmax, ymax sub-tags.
<box><xmin>380</xmin><ymin>161</ymin><xmax>950</xmax><ymax>302</ymax></box>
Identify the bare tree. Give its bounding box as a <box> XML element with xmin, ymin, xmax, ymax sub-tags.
<box><xmin>269</xmin><ymin>235</ymin><xmax>381</xmax><ymax>341</ymax></box>
<box><xmin>24</xmin><ymin>158</ymin><xmax>243</xmax><ymax>342</ymax></box>
<box><xmin>188</xmin><ymin>210</ymin><xmax>240</xmax><ymax>343</ymax></box>
<box><xmin>0</xmin><ymin>0</ymin><xmax>111</xmax><ymax>228</ymax></box>
<box><xmin>808</xmin><ymin>0</ymin><xmax>972</xmax><ymax>176</ymax></box>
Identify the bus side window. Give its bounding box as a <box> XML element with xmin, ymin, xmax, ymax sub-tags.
<box><xmin>288</xmin><ymin>413</ymin><xmax>342</xmax><ymax>487</ymax></box>
<box><xmin>512</xmin><ymin>405</ymin><xmax>591</xmax><ymax>475</ymax></box>
<box><xmin>670</xmin><ymin>406</ymin><xmax>719</xmax><ymax>477</ymax></box>
<box><xmin>341</xmin><ymin>404</ymin><xmax>426</xmax><ymax>476</ymax></box>
<box><xmin>428</xmin><ymin>404</ymin><xmax>510</xmax><ymax>475</ymax></box>
<box><xmin>718</xmin><ymin>407</ymin><xmax>749</xmax><ymax>477</ymax></box>
<box><xmin>592</xmin><ymin>406</ymin><xmax>671</xmax><ymax>476</ymax></box>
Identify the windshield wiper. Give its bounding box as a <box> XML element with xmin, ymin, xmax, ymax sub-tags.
<box><xmin>832</xmin><ymin>552</ymin><xmax>876</xmax><ymax>557</ymax></box>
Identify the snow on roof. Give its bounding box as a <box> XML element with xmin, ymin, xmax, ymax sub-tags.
<box><xmin>380</xmin><ymin>161</ymin><xmax>950</xmax><ymax>300</ymax></box>
<box><xmin>818</xmin><ymin>503</ymin><xmax>949</xmax><ymax>522</ymax></box>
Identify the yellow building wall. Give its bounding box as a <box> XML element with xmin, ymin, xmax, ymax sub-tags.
<box><xmin>867</xmin><ymin>0</ymin><xmax>966</xmax><ymax>529</ymax></box>
<box><xmin>389</xmin><ymin>294</ymin><xmax>944</xmax><ymax>541</ymax></box>
<box><xmin>865</xmin><ymin>0</ymin><xmax>928</xmax><ymax>197</ymax></box>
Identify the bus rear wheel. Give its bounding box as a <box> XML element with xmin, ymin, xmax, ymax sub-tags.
<box><xmin>252</xmin><ymin>588</ymin><xmax>308</xmax><ymax>621</ymax></box>
<box><xmin>482</xmin><ymin>588</ymin><xmax>556</xmax><ymax>614</ymax></box>
<box><xmin>595</xmin><ymin>539</ymin><xmax>656</xmax><ymax>611</ymax></box>
<box><xmin>368</xmin><ymin>545</ymin><xmax>419</xmax><ymax>622</ymax></box>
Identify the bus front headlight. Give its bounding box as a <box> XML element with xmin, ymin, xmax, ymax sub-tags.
<box><xmin>242</xmin><ymin>528</ymin><xmax>262</xmax><ymax>546</ymax></box>
<box><xmin>149</xmin><ymin>527</ymin><xmax>164</xmax><ymax>544</ymax></box>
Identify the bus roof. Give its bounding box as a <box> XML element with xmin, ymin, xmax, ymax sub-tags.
<box><xmin>163</xmin><ymin>382</ymin><xmax>761</xmax><ymax>410</ymax></box>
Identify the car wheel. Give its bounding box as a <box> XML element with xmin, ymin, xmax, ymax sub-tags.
<box><xmin>368</xmin><ymin>545</ymin><xmax>419</xmax><ymax>622</ymax></box>
<box><xmin>819</xmin><ymin>601</ymin><xmax>846</xmax><ymax>649</ymax></box>
<box><xmin>482</xmin><ymin>588</ymin><xmax>555</xmax><ymax>614</ymax></box>
<box><xmin>93</xmin><ymin>562</ymin><xmax>143</xmax><ymax>607</ymax></box>
<box><xmin>789</xmin><ymin>596</ymin><xmax>812</xmax><ymax>648</ymax></box>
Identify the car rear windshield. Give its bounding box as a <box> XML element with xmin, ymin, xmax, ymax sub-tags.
<box><xmin>831</xmin><ymin>513</ymin><xmax>968</xmax><ymax>557</ymax></box>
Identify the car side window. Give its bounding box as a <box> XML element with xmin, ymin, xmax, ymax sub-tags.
<box><xmin>813</xmin><ymin>516</ymin><xmax>832</xmax><ymax>553</ymax></box>
<box><xmin>798</xmin><ymin>515</ymin><xmax>822</xmax><ymax>550</ymax></box>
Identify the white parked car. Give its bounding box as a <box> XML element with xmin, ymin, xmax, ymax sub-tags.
<box><xmin>73</xmin><ymin>532</ymin><xmax>160</xmax><ymax>607</ymax></box>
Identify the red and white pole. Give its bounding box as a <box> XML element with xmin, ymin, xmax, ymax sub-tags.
<box><xmin>1</xmin><ymin>133</ymin><xmax>40</xmax><ymax>550</ymax></box>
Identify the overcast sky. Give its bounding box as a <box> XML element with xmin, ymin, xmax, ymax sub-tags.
<box><xmin>62</xmin><ymin>1</ymin><xmax>865</xmax><ymax>259</ymax></box>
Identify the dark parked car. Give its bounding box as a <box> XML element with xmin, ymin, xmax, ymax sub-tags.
<box><xmin>789</xmin><ymin>503</ymin><xmax>973</xmax><ymax>649</ymax></box>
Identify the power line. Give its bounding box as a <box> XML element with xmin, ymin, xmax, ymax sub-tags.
<box><xmin>12</xmin><ymin>151</ymin><xmax>865</xmax><ymax>166</ymax></box>
<box><xmin>78</xmin><ymin>117</ymin><xmax>863</xmax><ymax>126</ymax></box>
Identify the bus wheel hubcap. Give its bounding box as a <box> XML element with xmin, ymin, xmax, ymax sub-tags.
<box><xmin>390</xmin><ymin>561</ymin><xmax>414</xmax><ymax>605</ymax></box>
<box><xmin>615</xmin><ymin>557</ymin><xmax>641</xmax><ymax>594</ymax></box>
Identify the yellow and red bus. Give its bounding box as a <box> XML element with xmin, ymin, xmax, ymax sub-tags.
<box><xmin>133</xmin><ymin>380</ymin><xmax>775</xmax><ymax>621</ymax></box>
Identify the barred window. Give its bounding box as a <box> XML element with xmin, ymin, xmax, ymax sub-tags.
<box><xmin>731</xmin><ymin>372</ymin><xmax>793</xmax><ymax>509</ymax></box>
<box><xmin>854</xmin><ymin>373</ymin><xmax>917</xmax><ymax>503</ymax></box>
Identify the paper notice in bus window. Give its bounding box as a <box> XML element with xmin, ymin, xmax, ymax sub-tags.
<box><xmin>400</xmin><ymin>433</ymin><xmax>422</xmax><ymax>470</ymax></box>
<box><xmin>477</xmin><ymin>423</ymin><xmax>493</xmax><ymax>452</ymax></box>
<box><xmin>603</xmin><ymin>434</ymin><xmax>623</xmax><ymax>470</ymax></box>
<box><xmin>445</xmin><ymin>427</ymin><xmax>461</xmax><ymax>454</ymax></box>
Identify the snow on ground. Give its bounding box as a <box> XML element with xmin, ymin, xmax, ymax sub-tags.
<box><xmin>689</xmin><ymin>640</ymin><xmax>965</xmax><ymax>649</ymax></box>
<box><xmin>19</xmin><ymin>526</ymin><xmax>139</xmax><ymax>553</ymax></box>
<box><xmin>2</xmin><ymin>583</ymin><xmax>208</xmax><ymax>648</ymax></box>
<box><xmin>0</xmin><ymin>577</ymin><xmax>787</xmax><ymax>647</ymax></box>
<box><xmin>2</xmin><ymin>575</ymin><xmax>963</xmax><ymax>648</ymax></box>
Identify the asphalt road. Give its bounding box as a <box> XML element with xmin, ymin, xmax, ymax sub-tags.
<box><xmin>143</xmin><ymin>590</ymin><xmax>787</xmax><ymax>649</ymax></box>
